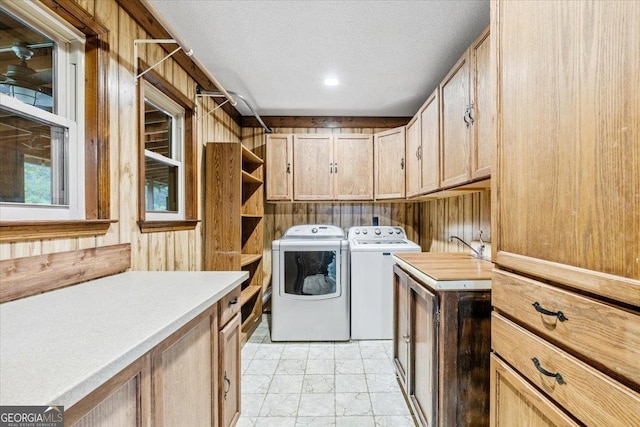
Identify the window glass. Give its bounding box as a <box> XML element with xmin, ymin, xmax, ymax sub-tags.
<box><xmin>0</xmin><ymin>10</ymin><xmax>55</xmax><ymax>113</ymax></box>
<box><xmin>0</xmin><ymin>3</ymin><xmax>84</xmax><ymax>221</ymax></box>
<box><xmin>0</xmin><ymin>105</ymin><xmax>68</xmax><ymax>205</ymax></box>
<box><xmin>143</xmin><ymin>81</ymin><xmax>184</xmax><ymax>219</ymax></box>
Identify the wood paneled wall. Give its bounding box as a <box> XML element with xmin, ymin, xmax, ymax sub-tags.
<box><xmin>0</xmin><ymin>0</ymin><xmax>241</xmax><ymax>271</ymax></box>
<box><xmin>242</xmin><ymin>127</ymin><xmax>491</xmax><ymax>291</ymax></box>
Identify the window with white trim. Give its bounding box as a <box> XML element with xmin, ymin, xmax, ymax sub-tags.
<box><xmin>0</xmin><ymin>3</ymin><xmax>85</xmax><ymax>221</ymax></box>
<box><xmin>142</xmin><ymin>81</ymin><xmax>185</xmax><ymax>220</ymax></box>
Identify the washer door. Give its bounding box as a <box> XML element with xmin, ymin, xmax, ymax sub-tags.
<box><xmin>278</xmin><ymin>241</ymin><xmax>342</xmax><ymax>300</ymax></box>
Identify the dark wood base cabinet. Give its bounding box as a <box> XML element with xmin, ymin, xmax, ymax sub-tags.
<box><xmin>393</xmin><ymin>264</ymin><xmax>492</xmax><ymax>427</ymax></box>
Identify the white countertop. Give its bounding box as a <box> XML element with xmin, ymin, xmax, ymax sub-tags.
<box><xmin>0</xmin><ymin>271</ymin><xmax>248</xmax><ymax>408</ymax></box>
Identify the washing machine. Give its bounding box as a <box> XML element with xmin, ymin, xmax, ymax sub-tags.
<box><xmin>271</xmin><ymin>224</ymin><xmax>350</xmax><ymax>341</ymax></box>
<box><xmin>349</xmin><ymin>226</ymin><xmax>421</xmax><ymax>339</ymax></box>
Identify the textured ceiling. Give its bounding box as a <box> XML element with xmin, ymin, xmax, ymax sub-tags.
<box><xmin>148</xmin><ymin>0</ymin><xmax>490</xmax><ymax>117</ymax></box>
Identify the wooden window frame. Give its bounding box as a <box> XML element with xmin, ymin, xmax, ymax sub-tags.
<box><xmin>137</xmin><ymin>60</ymin><xmax>198</xmax><ymax>233</ymax></box>
<box><xmin>0</xmin><ymin>0</ymin><xmax>114</xmax><ymax>242</ymax></box>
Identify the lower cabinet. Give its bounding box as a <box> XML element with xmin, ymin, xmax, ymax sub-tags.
<box><xmin>219</xmin><ymin>313</ymin><xmax>241</xmax><ymax>427</ymax></box>
<box><xmin>393</xmin><ymin>265</ymin><xmax>492</xmax><ymax>427</ymax></box>
<box><xmin>67</xmin><ymin>286</ymin><xmax>242</xmax><ymax>427</ymax></box>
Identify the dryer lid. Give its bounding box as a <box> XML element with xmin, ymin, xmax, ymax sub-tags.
<box><xmin>282</xmin><ymin>224</ymin><xmax>346</xmax><ymax>239</ymax></box>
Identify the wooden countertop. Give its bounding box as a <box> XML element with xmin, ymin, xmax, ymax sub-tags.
<box><xmin>393</xmin><ymin>252</ymin><xmax>494</xmax><ymax>290</ymax></box>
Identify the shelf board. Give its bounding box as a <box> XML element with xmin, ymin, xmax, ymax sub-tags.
<box><xmin>241</xmin><ymin>145</ymin><xmax>264</xmax><ymax>164</ymax></box>
<box><xmin>241</xmin><ymin>214</ymin><xmax>263</xmax><ymax>219</ymax></box>
<box><xmin>242</xmin><ymin>170</ymin><xmax>263</xmax><ymax>184</ymax></box>
<box><xmin>241</xmin><ymin>253</ymin><xmax>263</xmax><ymax>267</ymax></box>
<box><xmin>240</xmin><ymin>285</ymin><xmax>262</xmax><ymax>307</ymax></box>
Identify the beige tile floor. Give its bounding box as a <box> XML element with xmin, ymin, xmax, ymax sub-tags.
<box><xmin>237</xmin><ymin>315</ymin><xmax>416</xmax><ymax>427</ymax></box>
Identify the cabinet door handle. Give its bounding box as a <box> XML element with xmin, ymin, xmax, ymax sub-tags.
<box><xmin>531</xmin><ymin>357</ymin><xmax>565</xmax><ymax>385</ymax></box>
<box><xmin>228</xmin><ymin>296</ymin><xmax>239</xmax><ymax>307</ymax></box>
<box><xmin>400</xmin><ymin>158</ymin><xmax>405</xmax><ymax>170</ymax></box>
<box><xmin>330</xmin><ymin>162</ymin><xmax>333</xmax><ymax>174</ymax></box>
<box><xmin>402</xmin><ymin>334</ymin><xmax>410</xmax><ymax>343</ymax></box>
<box><xmin>223</xmin><ymin>371</ymin><xmax>231</xmax><ymax>400</ymax></box>
<box><xmin>286</xmin><ymin>162</ymin><xmax>291</xmax><ymax>174</ymax></box>
<box><xmin>417</xmin><ymin>145</ymin><xmax>422</xmax><ymax>160</ymax></box>
<box><xmin>468</xmin><ymin>101</ymin><xmax>475</xmax><ymax>125</ymax></box>
<box><xmin>532</xmin><ymin>302</ymin><xmax>568</xmax><ymax>322</ymax></box>
<box><xmin>464</xmin><ymin>106</ymin><xmax>471</xmax><ymax>128</ymax></box>
<box><xmin>334</xmin><ymin>162</ymin><xmax>338</xmax><ymax>173</ymax></box>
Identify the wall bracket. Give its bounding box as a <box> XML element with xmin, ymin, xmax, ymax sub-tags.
<box><xmin>133</xmin><ymin>39</ymin><xmax>192</xmax><ymax>84</ymax></box>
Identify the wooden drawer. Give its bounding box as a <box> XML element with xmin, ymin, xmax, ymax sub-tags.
<box><xmin>490</xmin><ymin>354</ymin><xmax>579</xmax><ymax>427</ymax></box>
<box><xmin>492</xmin><ymin>313</ymin><xmax>640</xmax><ymax>426</ymax></box>
<box><xmin>492</xmin><ymin>269</ymin><xmax>640</xmax><ymax>386</ymax></box>
<box><xmin>218</xmin><ymin>286</ymin><xmax>241</xmax><ymax>327</ymax></box>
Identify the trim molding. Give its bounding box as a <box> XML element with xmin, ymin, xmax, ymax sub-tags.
<box><xmin>241</xmin><ymin>116</ymin><xmax>412</xmax><ymax>129</ymax></box>
<box><xmin>0</xmin><ymin>220</ymin><xmax>116</xmax><ymax>243</ymax></box>
<box><xmin>137</xmin><ymin>220</ymin><xmax>200</xmax><ymax>233</ymax></box>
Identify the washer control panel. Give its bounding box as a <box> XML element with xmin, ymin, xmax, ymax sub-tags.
<box><xmin>348</xmin><ymin>226</ymin><xmax>407</xmax><ymax>241</ymax></box>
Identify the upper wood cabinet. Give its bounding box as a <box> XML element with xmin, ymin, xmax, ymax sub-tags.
<box><xmin>440</xmin><ymin>27</ymin><xmax>490</xmax><ymax>188</ymax></box>
<box><xmin>333</xmin><ymin>134</ymin><xmax>374</xmax><ymax>200</ymax></box>
<box><xmin>405</xmin><ymin>115</ymin><xmax>422</xmax><ymax>198</ymax></box>
<box><xmin>374</xmin><ymin>127</ymin><xmax>406</xmax><ymax>199</ymax></box>
<box><xmin>266</xmin><ymin>134</ymin><xmax>293</xmax><ymax>201</ymax></box>
<box><xmin>420</xmin><ymin>90</ymin><xmax>440</xmax><ymax>193</ymax></box>
<box><xmin>292</xmin><ymin>134</ymin><xmax>373</xmax><ymax>201</ymax></box>
<box><xmin>469</xmin><ymin>29</ymin><xmax>492</xmax><ymax>179</ymax></box>
<box><xmin>293</xmin><ymin>134</ymin><xmax>334</xmax><ymax>200</ymax></box>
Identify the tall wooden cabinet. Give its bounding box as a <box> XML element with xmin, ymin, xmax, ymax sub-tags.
<box><xmin>491</xmin><ymin>1</ymin><xmax>640</xmax><ymax>425</ymax></box>
<box><xmin>440</xmin><ymin>27</ymin><xmax>490</xmax><ymax>188</ymax></box>
<box><xmin>204</xmin><ymin>142</ymin><xmax>264</xmax><ymax>343</ymax></box>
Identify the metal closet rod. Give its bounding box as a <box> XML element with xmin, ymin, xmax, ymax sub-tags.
<box><xmin>140</xmin><ymin>0</ymin><xmax>237</xmax><ymax>107</ymax></box>
<box><xmin>198</xmin><ymin>87</ymin><xmax>273</xmax><ymax>134</ymax></box>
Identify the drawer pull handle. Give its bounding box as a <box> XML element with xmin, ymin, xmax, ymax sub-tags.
<box><xmin>228</xmin><ymin>297</ymin><xmax>239</xmax><ymax>307</ymax></box>
<box><xmin>532</xmin><ymin>302</ymin><xmax>568</xmax><ymax>322</ymax></box>
<box><xmin>531</xmin><ymin>357</ymin><xmax>565</xmax><ymax>385</ymax></box>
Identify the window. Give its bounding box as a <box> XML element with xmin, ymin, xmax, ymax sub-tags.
<box><xmin>143</xmin><ymin>82</ymin><xmax>184</xmax><ymax>220</ymax></box>
<box><xmin>0</xmin><ymin>3</ymin><xmax>85</xmax><ymax>221</ymax></box>
<box><xmin>137</xmin><ymin>63</ymin><xmax>197</xmax><ymax>231</ymax></box>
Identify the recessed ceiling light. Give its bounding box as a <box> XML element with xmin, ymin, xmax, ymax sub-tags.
<box><xmin>324</xmin><ymin>77</ymin><xmax>339</xmax><ymax>86</ymax></box>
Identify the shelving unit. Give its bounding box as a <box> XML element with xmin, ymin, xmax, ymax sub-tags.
<box><xmin>204</xmin><ymin>142</ymin><xmax>264</xmax><ymax>345</ymax></box>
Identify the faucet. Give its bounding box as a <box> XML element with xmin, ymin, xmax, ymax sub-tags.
<box><xmin>449</xmin><ymin>231</ymin><xmax>485</xmax><ymax>259</ymax></box>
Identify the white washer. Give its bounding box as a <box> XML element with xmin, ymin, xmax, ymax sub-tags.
<box><xmin>349</xmin><ymin>226</ymin><xmax>421</xmax><ymax>340</ymax></box>
<box><xmin>271</xmin><ymin>225</ymin><xmax>350</xmax><ymax>341</ymax></box>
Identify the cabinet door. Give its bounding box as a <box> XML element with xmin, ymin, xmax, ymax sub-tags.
<box><xmin>68</xmin><ymin>357</ymin><xmax>150</xmax><ymax>427</ymax></box>
<box><xmin>408</xmin><ymin>276</ymin><xmax>438</xmax><ymax>427</ymax></box>
<box><xmin>293</xmin><ymin>134</ymin><xmax>334</xmax><ymax>200</ymax></box>
<box><xmin>405</xmin><ymin>115</ymin><xmax>422</xmax><ymax>198</ymax></box>
<box><xmin>266</xmin><ymin>134</ymin><xmax>293</xmax><ymax>201</ymax></box>
<box><xmin>334</xmin><ymin>134</ymin><xmax>374</xmax><ymax>200</ymax></box>
<box><xmin>419</xmin><ymin>89</ymin><xmax>440</xmax><ymax>193</ymax></box>
<box><xmin>374</xmin><ymin>127</ymin><xmax>406</xmax><ymax>199</ymax></box>
<box><xmin>470</xmin><ymin>27</ymin><xmax>491</xmax><ymax>179</ymax></box>
<box><xmin>152</xmin><ymin>315</ymin><xmax>215</xmax><ymax>427</ymax></box>
<box><xmin>440</xmin><ymin>53</ymin><xmax>471</xmax><ymax>188</ymax></box>
<box><xmin>393</xmin><ymin>265</ymin><xmax>410</xmax><ymax>392</ymax></box>
<box><xmin>490</xmin><ymin>354</ymin><xmax>579</xmax><ymax>427</ymax></box>
<box><xmin>219</xmin><ymin>313</ymin><xmax>241</xmax><ymax>427</ymax></box>
<box><xmin>494</xmin><ymin>0</ymin><xmax>640</xmax><ymax>304</ymax></box>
